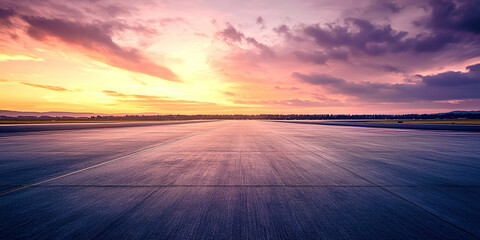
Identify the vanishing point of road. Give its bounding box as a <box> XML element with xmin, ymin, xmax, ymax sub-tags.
<box><xmin>1</xmin><ymin>120</ymin><xmax>479</xmax><ymax>239</ymax></box>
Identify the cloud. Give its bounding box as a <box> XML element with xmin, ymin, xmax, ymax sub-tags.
<box><xmin>216</xmin><ymin>23</ymin><xmax>274</xmax><ymax>56</ymax></box>
<box><xmin>234</xmin><ymin>98</ymin><xmax>341</xmax><ymax>107</ymax></box>
<box><xmin>292</xmin><ymin>62</ymin><xmax>480</xmax><ymax>102</ymax></box>
<box><xmin>97</xmin><ymin>4</ymin><xmax>134</xmax><ymax>18</ymax></box>
<box><xmin>102</xmin><ymin>90</ymin><xmax>219</xmax><ymax>111</ymax></box>
<box><xmin>417</xmin><ymin>0</ymin><xmax>480</xmax><ymax>34</ymax></box>
<box><xmin>194</xmin><ymin>32</ymin><xmax>208</xmax><ymax>38</ymax></box>
<box><xmin>217</xmin><ymin>23</ymin><xmax>244</xmax><ymax>43</ymax></box>
<box><xmin>293</xmin><ymin>51</ymin><xmax>328</xmax><ymax>65</ymax></box>
<box><xmin>158</xmin><ymin>17</ymin><xmax>188</xmax><ymax>27</ymax></box>
<box><xmin>244</xmin><ymin>36</ymin><xmax>274</xmax><ymax>57</ymax></box>
<box><xmin>0</xmin><ymin>7</ymin><xmax>15</xmax><ymax>26</ymax></box>
<box><xmin>18</xmin><ymin>16</ymin><xmax>178</xmax><ymax>81</ymax></box>
<box><xmin>102</xmin><ymin>90</ymin><xmax>159</xmax><ymax>100</ymax></box>
<box><xmin>273</xmin><ymin>24</ymin><xmax>303</xmax><ymax>41</ymax></box>
<box><xmin>303</xmin><ymin>18</ymin><xmax>408</xmax><ymax>56</ymax></box>
<box><xmin>293</xmin><ymin>49</ymin><xmax>348</xmax><ymax>65</ymax></box>
<box><xmin>292</xmin><ymin>73</ymin><xmax>345</xmax><ymax>85</ymax></box>
<box><xmin>283</xmin><ymin>1</ymin><xmax>480</xmax><ymax>66</ymax></box>
<box><xmin>0</xmin><ymin>53</ymin><xmax>43</xmax><ymax>62</ymax></box>
<box><xmin>223</xmin><ymin>91</ymin><xmax>236</xmax><ymax>96</ymax></box>
<box><xmin>378</xmin><ymin>64</ymin><xmax>405</xmax><ymax>73</ymax></box>
<box><xmin>274</xmin><ymin>86</ymin><xmax>299</xmax><ymax>91</ymax></box>
<box><xmin>256</xmin><ymin>16</ymin><xmax>265</xmax><ymax>29</ymax></box>
<box><xmin>256</xmin><ymin>16</ymin><xmax>264</xmax><ymax>25</ymax></box>
<box><xmin>367</xmin><ymin>0</ymin><xmax>403</xmax><ymax>14</ymax></box>
<box><xmin>0</xmin><ymin>79</ymin><xmax>71</xmax><ymax>91</ymax></box>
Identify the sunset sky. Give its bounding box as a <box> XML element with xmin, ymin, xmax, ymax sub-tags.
<box><xmin>0</xmin><ymin>0</ymin><xmax>479</xmax><ymax>114</ymax></box>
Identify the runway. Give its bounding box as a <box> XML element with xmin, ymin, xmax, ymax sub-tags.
<box><xmin>1</xmin><ymin>120</ymin><xmax>479</xmax><ymax>239</ymax></box>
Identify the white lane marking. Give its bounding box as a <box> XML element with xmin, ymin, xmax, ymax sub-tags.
<box><xmin>0</xmin><ymin>124</ymin><xmax>225</xmax><ymax>197</ymax></box>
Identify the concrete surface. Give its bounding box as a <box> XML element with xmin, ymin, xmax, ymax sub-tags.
<box><xmin>0</xmin><ymin>120</ymin><xmax>212</xmax><ymax>133</ymax></box>
<box><xmin>278</xmin><ymin>120</ymin><xmax>480</xmax><ymax>131</ymax></box>
<box><xmin>0</xmin><ymin>120</ymin><xmax>479</xmax><ymax>239</ymax></box>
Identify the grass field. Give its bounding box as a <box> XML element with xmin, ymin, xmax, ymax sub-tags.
<box><xmin>375</xmin><ymin>120</ymin><xmax>480</xmax><ymax>125</ymax></box>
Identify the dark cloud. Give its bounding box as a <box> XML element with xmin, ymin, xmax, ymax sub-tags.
<box><xmin>303</xmin><ymin>18</ymin><xmax>408</xmax><ymax>56</ymax></box>
<box><xmin>217</xmin><ymin>23</ymin><xmax>274</xmax><ymax>56</ymax></box>
<box><xmin>326</xmin><ymin>49</ymin><xmax>349</xmax><ymax>60</ymax></box>
<box><xmin>418</xmin><ymin>0</ymin><xmax>480</xmax><ymax>34</ymax></box>
<box><xmin>285</xmin><ymin>0</ymin><xmax>480</xmax><ymax>66</ymax></box>
<box><xmin>292</xmin><ymin>62</ymin><xmax>480</xmax><ymax>102</ymax></box>
<box><xmin>0</xmin><ymin>7</ymin><xmax>15</xmax><ymax>19</ymax></box>
<box><xmin>21</xmin><ymin>16</ymin><xmax>179</xmax><ymax>81</ymax></box>
<box><xmin>292</xmin><ymin>73</ymin><xmax>345</xmax><ymax>85</ymax></box>
<box><xmin>368</xmin><ymin>0</ymin><xmax>403</xmax><ymax>13</ymax></box>
<box><xmin>294</xmin><ymin>49</ymin><xmax>349</xmax><ymax>65</ymax></box>
<box><xmin>0</xmin><ymin>8</ymin><xmax>15</xmax><ymax>26</ymax></box>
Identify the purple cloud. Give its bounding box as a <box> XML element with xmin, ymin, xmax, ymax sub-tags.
<box><xmin>273</xmin><ymin>24</ymin><xmax>303</xmax><ymax>42</ymax></box>
<box><xmin>294</xmin><ymin>49</ymin><xmax>349</xmax><ymax>65</ymax></box>
<box><xmin>293</xmin><ymin>62</ymin><xmax>480</xmax><ymax>102</ymax></box>
<box><xmin>217</xmin><ymin>23</ymin><xmax>244</xmax><ymax>43</ymax></box>
<box><xmin>418</xmin><ymin>0</ymin><xmax>480</xmax><ymax>34</ymax></box>
<box><xmin>275</xmin><ymin>0</ymin><xmax>480</xmax><ymax>69</ymax></box>
<box><xmin>217</xmin><ymin>23</ymin><xmax>274</xmax><ymax>56</ymax></box>
<box><xmin>235</xmin><ymin>98</ymin><xmax>340</xmax><ymax>107</ymax></box>
<box><xmin>256</xmin><ymin>16</ymin><xmax>264</xmax><ymax>25</ymax></box>
<box><xmin>368</xmin><ymin>0</ymin><xmax>403</xmax><ymax>13</ymax></box>
<box><xmin>294</xmin><ymin>51</ymin><xmax>328</xmax><ymax>65</ymax></box>
<box><xmin>303</xmin><ymin>18</ymin><xmax>408</xmax><ymax>56</ymax></box>
<box><xmin>0</xmin><ymin>8</ymin><xmax>15</xmax><ymax>26</ymax></box>
<box><xmin>256</xmin><ymin>16</ymin><xmax>265</xmax><ymax>29</ymax></box>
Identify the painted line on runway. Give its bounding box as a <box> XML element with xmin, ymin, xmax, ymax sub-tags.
<box><xmin>0</xmin><ymin>124</ymin><xmax>227</xmax><ymax>197</ymax></box>
<box><xmin>263</xmin><ymin>127</ymin><xmax>480</xmax><ymax>239</ymax></box>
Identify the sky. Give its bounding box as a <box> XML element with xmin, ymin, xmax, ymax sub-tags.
<box><xmin>0</xmin><ymin>0</ymin><xmax>479</xmax><ymax>114</ymax></box>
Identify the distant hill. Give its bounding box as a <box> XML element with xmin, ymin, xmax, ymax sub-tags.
<box><xmin>445</xmin><ymin>111</ymin><xmax>480</xmax><ymax>114</ymax></box>
<box><xmin>0</xmin><ymin>110</ymin><xmax>98</xmax><ymax>118</ymax></box>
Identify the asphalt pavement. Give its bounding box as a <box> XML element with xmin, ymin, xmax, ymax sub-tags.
<box><xmin>1</xmin><ymin>120</ymin><xmax>479</xmax><ymax>239</ymax></box>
